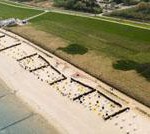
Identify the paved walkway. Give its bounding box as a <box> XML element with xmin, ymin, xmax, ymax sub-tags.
<box><xmin>25</xmin><ymin>11</ymin><xmax>48</xmax><ymax>21</ymax></box>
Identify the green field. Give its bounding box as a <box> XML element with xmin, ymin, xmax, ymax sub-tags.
<box><xmin>0</xmin><ymin>2</ymin><xmax>42</xmax><ymax>19</ymax></box>
<box><xmin>31</xmin><ymin>13</ymin><xmax>150</xmax><ymax>82</ymax></box>
<box><xmin>0</xmin><ymin>1</ymin><xmax>150</xmax><ymax>107</ymax></box>
<box><xmin>98</xmin><ymin>16</ymin><xmax>150</xmax><ymax>29</ymax></box>
<box><xmin>31</xmin><ymin>12</ymin><xmax>150</xmax><ymax>62</ymax></box>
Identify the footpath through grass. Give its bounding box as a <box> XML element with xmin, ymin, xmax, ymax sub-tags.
<box><xmin>99</xmin><ymin>16</ymin><xmax>150</xmax><ymax>29</ymax></box>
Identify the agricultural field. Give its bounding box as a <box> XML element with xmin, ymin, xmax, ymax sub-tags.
<box><xmin>0</xmin><ymin>1</ymin><xmax>150</xmax><ymax>107</ymax></box>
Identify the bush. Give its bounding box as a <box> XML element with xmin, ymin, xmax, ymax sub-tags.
<box><xmin>53</xmin><ymin>0</ymin><xmax>67</xmax><ymax>7</ymax></box>
<box><xmin>54</xmin><ymin>0</ymin><xmax>102</xmax><ymax>14</ymax></box>
<box><xmin>122</xmin><ymin>0</ymin><xmax>139</xmax><ymax>5</ymax></box>
<box><xmin>137</xmin><ymin>2</ymin><xmax>150</xmax><ymax>10</ymax></box>
<box><xmin>113</xmin><ymin>0</ymin><xmax>139</xmax><ymax>5</ymax></box>
<box><xmin>107</xmin><ymin>2</ymin><xmax>150</xmax><ymax>21</ymax></box>
<box><xmin>141</xmin><ymin>0</ymin><xmax>150</xmax><ymax>2</ymax></box>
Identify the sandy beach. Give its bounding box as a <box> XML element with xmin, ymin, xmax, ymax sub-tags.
<box><xmin>0</xmin><ymin>28</ymin><xmax>150</xmax><ymax>134</ymax></box>
<box><xmin>0</xmin><ymin>77</ymin><xmax>60</xmax><ymax>134</ymax></box>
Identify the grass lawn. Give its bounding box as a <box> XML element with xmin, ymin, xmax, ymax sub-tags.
<box><xmin>58</xmin><ymin>44</ymin><xmax>88</xmax><ymax>55</ymax></box>
<box><xmin>0</xmin><ymin>2</ymin><xmax>42</xmax><ymax>19</ymax></box>
<box><xmin>98</xmin><ymin>16</ymin><xmax>150</xmax><ymax>29</ymax></box>
<box><xmin>31</xmin><ymin>12</ymin><xmax>150</xmax><ymax>63</ymax></box>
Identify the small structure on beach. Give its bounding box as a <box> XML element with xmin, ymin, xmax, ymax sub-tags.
<box><xmin>0</xmin><ymin>18</ymin><xmax>28</xmax><ymax>27</ymax></box>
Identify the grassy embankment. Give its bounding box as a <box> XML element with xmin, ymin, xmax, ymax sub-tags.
<box><xmin>0</xmin><ymin>2</ymin><xmax>150</xmax><ymax>107</ymax></box>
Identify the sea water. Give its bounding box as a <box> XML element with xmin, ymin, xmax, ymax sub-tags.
<box><xmin>0</xmin><ymin>78</ymin><xmax>59</xmax><ymax>134</ymax></box>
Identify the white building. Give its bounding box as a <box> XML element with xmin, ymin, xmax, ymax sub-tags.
<box><xmin>0</xmin><ymin>18</ymin><xmax>17</xmax><ymax>27</ymax></box>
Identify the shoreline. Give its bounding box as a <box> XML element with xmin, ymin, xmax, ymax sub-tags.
<box><xmin>0</xmin><ymin>76</ymin><xmax>61</xmax><ymax>134</ymax></box>
<box><xmin>0</xmin><ymin>28</ymin><xmax>67</xmax><ymax>133</ymax></box>
<box><xmin>0</xmin><ymin>54</ymin><xmax>67</xmax><ymax>134</ymax></box>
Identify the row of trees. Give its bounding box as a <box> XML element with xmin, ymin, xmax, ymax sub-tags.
<box><xmin>108</xmin><ymin>2</ymin><xmax>150</xmax><ymax>21</ymax></box>
<box><xmin>54</xmin><ymin>0</ymin><xmax>102</xmax><ymax>14</ymax></box>
<box><xmin>112</xmin><ymin>0</ymin><xmax>150</xmax><ymax>5</ymax></box>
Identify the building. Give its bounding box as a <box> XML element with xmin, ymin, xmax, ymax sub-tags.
<box><xmin>0</xmin><ymin>18</ymin><xmax>17</xmax><ymax>27</ymax></box>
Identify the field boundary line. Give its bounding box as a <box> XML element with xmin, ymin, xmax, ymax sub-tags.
<box><xmin>25</xmin><ymin>10</ymin><xmax>48</xmax><ymax>21</ymax></box>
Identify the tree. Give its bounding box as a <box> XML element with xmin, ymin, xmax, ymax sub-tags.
<box><xmin>54</xmin><ymin>0</ymin><xmax>102</xmax><ymax>14</ymax></box>
<box><xmin>113</xmin><ymin>0</ymin><xmax>123</xmax><ymax>4</ymax></box>
<box><xmin>141</xmin><ymin>0</ymin><xmax>150</xmax><ymax>2</ymax></box>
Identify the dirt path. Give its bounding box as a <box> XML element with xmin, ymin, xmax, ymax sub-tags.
<box><xmin>25</xmin><ymin>10</ymin><xmax>48</xmax><ymax>21</ymax></box>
